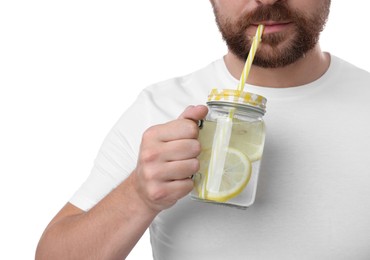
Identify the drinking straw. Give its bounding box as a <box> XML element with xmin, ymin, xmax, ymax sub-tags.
<box><xmin>203</xmin><ymin>25</ymin><xmax>264</xmax><ymax>199</ymax></box>
<box><xmin>237</xmin><ymin>24</ymin><xmax>264</xmax><ymax>92</ymax></box>
<box><xmin>228</xmin><ymin>24</ymin><xmax>264</xmax><ymax>119</ymax></box>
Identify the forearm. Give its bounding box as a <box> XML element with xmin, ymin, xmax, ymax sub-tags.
<box><xmin>36</xmin><ymin>106</ymin><xmax>207</xmax><ymax>259</ymax></box>
<box><xmin>36</xmin><ymin>174</ymin><xmax>158</xmax><ymax>260</ymax></box>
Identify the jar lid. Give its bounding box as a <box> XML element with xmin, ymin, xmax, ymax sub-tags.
<box><xmin>207</xmin><ymin>88</ymin><xmax>267</xmax><ymax>114</ymax></box>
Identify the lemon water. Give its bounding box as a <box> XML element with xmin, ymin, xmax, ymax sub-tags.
<box><xmin>192</xmin><ymin>119</ymin><xmax>265</xmax><ymax>207</ymax></box>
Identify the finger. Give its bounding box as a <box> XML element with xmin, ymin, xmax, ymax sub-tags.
<box><xmin>161</xmin><ymin>139</ymin><xmax>201</xmax><ymax>161</ymax></box>
<box><xmin>156</xmin><ymin>119</ymin><xmax>200</xmax><ymax>142</ymax></box>
<box><xmin>143</xmin><ymin>105</ymin><xmax>208</xmax><ymax>143</ymax></box>
<box><xmin>164</xmin><ymin>178</ymin><xmax>194</xmax><ymax>200</ymax></box>
<box><xmin>178</xmin><ymin>105</ymin><xmax>208</xmax><ymax>122</ymax></box>
<box><xmin>160</xmin><ymin>159</ymin><xmax>200</xmax><ymax>181</ymax></box>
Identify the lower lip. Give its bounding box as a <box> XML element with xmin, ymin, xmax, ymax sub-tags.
<box><xmin>254</xmin><ymin>23</ymin><xmax>292</xmax><ymax>34</ymax></box>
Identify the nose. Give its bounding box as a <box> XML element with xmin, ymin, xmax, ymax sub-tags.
<box><xmin>256</xmin><ymin>0</ymin><xmax>284</xmax><ymax>5</ymax></box>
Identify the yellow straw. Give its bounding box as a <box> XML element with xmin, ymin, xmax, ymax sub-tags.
<box><xmin>202</xmin><ymin>25</ymin><xmax>265</xmax><ymax>198</ymax></box>
<box><xmin>237</xmin><ymin>24</ymin><xmax>264</xmax><ymax>92</ymax></box>
<box><xmin>228</xmin><ymin>24</ymin><xmax>264</xmax><ymax>119</ymax></box>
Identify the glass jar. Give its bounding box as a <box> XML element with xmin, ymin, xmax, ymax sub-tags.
<box><xmin>191</xmin><ymin>89</ymin><xmax>267</xmax><ymax>208</ymax></box>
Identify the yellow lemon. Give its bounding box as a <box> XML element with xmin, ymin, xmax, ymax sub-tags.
<box><xmin>195</xmin><ymin>147</ymin><xmax>251</xmax><ymax>202</ymax></box>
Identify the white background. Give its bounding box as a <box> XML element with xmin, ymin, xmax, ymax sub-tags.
<box><xmin>0</xmin><ymin>1</ymin><xmax>369</xmax><ymax>259</ymax></box>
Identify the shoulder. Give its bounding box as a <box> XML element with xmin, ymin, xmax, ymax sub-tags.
<box><xmin>331</xmin><ymin>55</ymin><xmax>370</xmax><ymax>81</ymax></box>
<box><xmin>113</xmin><ymin>59</ymin><xmax>222</xmax><ymax>130</ymax></box>
<box><xmin>325</xmin><ymin>55</ymin><xmax>370</xmax><ymax>97</ymax></box>
<box><xmin>140</xmin><ymin>59</ymin><xmax>224</xmax><ymax>114</ymax></box>
<box><xmin>143</xmin><ymin>59</ymin><xmax>223</xmax><ymax>97</ymax></box>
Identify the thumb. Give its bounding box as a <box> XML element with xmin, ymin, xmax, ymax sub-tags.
<box><xmin>178</xmin><ymin>105</ymin><xmax>208</xmax><ymax>121</ymax></box>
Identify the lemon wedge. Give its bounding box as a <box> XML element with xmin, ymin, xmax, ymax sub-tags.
<box><xmin>194</xmin><ymin>147</ymin><xmax>252</xmax><ymax>202</ymax></box>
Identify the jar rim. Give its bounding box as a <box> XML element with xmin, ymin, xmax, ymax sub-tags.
<box><xmin>207</xmin><ymin>89</ymin><xmax>267</xmax><ymax>114</ymax></box>
<box><xmin>207</xmin><ymin>101</ymin><xmax>266</xmax><ymax>115</ymax></box>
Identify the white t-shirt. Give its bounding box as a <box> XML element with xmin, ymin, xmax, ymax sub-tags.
<box><xmin>70</xmin><ymin>54</ymin><xmax>370</xmax><ymax>260</ymax></box>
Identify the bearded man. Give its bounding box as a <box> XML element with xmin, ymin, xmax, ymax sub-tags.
<box><xmin>37</xmin><ymin>1</ymin><xmax>370</xmax><ymax>259</ymax></box>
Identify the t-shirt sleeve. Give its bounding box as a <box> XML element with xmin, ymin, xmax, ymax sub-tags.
<box><xmin>69</xmin><ymin>90</ymin><xmax>153</xmax><ymax>211</ymax></box>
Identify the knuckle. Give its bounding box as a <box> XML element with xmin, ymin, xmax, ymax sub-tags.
<box><xmin>186</xmin><ymin>121</ymin><xmax>199</xmax><ymax>138</ymax></box>
<box><xmin>183</xmin><ymin>179</ymin><xmax>195</xmax><ymax>193</ymax></box>
<box><xmin>140</xmin><ymin>165</ymin><xmax>161</xmax><ymax>182</ymax></box>
<box><xmin>191</xmin><ymin>158</ymin><xmax>200</xmax><ymax>172</ymax></box>
<box><xmin>142</xmin><ymin>126</ymin><xmax>157</xmax><ymax>141</ymax></box>
<box><xmin>147</xmin><ymin>186</ymin><xmax>167</xmax><ymax>202</ymax></box>
<box><xmin>192</xmin><ymin>140</ymin><xmax>202</xmax><ymax>155</ymax></box>
<box><xmin>140</xmin><ymin>148</ymin><xmax>159</xmax><ymax>163</ymax></box>
<box><xmin>178</xmin><ymin>159</ymin><xmax>199</xmax><ymax>177</ymax></box>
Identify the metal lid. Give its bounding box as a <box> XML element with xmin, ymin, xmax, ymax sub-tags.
<box><xmin>207</xmin><ymin>88</ymin><xmax>267</xmax><ymax>114</ymax></box>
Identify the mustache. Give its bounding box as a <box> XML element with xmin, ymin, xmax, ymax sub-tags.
<box><xmin>238</xmin><ymin>2</ymin><xmax>295</xmax><ymax>27</ymax></box>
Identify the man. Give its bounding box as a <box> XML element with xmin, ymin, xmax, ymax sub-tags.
<box><xmin>36</xmin><ymin>0</ymin><xmax>370</xmax><ymax>259</ymax></box>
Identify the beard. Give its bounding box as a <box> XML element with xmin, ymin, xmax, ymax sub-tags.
<box><xmin>212</xmin><ymin>1</ymin><xmax>331</xmax><ymax>68</ymax></box>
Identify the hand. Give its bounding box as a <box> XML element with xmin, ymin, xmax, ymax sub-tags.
<box><xmin>132</xmin><ymin>105</ymin><xmax>208</xmax><ymax>212</ymax></box>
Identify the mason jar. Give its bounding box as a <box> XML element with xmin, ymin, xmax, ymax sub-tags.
<box><xmin>191</xmin><ymin>89</ymin><xmax>267</xmax><ymax>208</ymax></box>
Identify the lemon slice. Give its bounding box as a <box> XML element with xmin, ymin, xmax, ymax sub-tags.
<box><xmin>195</xmin><ymin>147</ymin><xmax>252</xmax><ymax>202</ymax></box>
<box><xmin>241</xmin><ymin>143</ymin><xmax>263</xmax><ymax>162</ymax></box>
<box><xmin>231</xmin><ymin>121</ymin><xmax>265</xmax><ymax>162</ymax></box>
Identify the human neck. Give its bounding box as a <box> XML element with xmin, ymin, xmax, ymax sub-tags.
<box><xmin>224</xmin><ymin>45</ymin><xmax>331</xmax><ymax>88</ymax></box>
